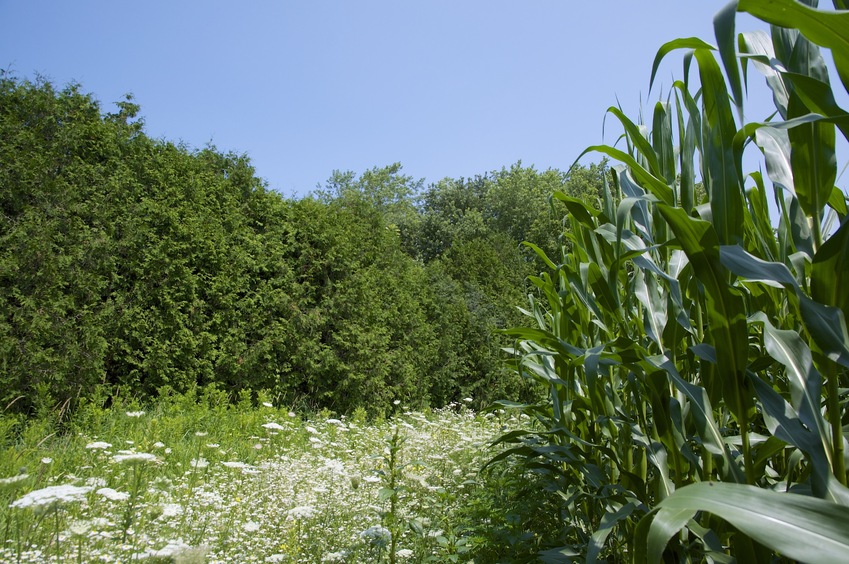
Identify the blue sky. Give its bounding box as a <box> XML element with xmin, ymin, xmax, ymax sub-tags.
<box><xmin>0</xmin><ymin>1</ymin><xmax>800</xmax><ymax>198</ymax></box>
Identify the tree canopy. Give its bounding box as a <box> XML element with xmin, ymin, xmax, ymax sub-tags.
<box><xmin>0</xmin><ymin>74</ymin><xmax>604</xmax><ymax>415</ymax></box>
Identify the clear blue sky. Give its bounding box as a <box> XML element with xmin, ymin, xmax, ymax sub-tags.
<box><xmin>0</xmin><ymin>2</ymin><xmax>792</xmax><ymax>198</ymax></box>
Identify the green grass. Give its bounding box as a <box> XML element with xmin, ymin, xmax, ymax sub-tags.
<box><xmin>0</xmin><ymin>390</ymin><xmax>544</xmax><ymax>563</ymax></box>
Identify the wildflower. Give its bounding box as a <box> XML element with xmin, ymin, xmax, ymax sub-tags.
<box><xmin>126</xmin><ymin>411</ymin><xmax>145</xmax><ymax>418</ymax></box>
<box><xmin>396</xmin><ymin>548</ymin><xmax>414</xmax><ymax>559</ymax></box>
<box><xmin>253</xmin><ymin>443</ymin><xmax>263</xmax><ymax>450</ymax></box>
<box><xmin>160</xmin><ymin>503</ymin><xmax>182</xmax><ymax>517</ymax></box>
<box><xmin>288</xmin><ymin>411</ymin><xmax>297</xmax><ymax>417</ymax></box>
<box><xmin>286</xmin><ymin>505</ymin><xmax>316</xmax><ymax>519</ymax></box>
<box><xmin>242</xmin><ymin>521</ymin><xmax>261</xmax><ymax>532</ymax></box>
<box><xmin>152</xmin><ymin>441</ymin><xmax>166</xmax><ymax>448</ymax></box>
<box><xmin>112</xmin><ymin>452</ymin><xmax>157</xmax><ymax>464</ymax></box>
<box><xmin>194</xmin><ymin>431</ymin><xmax>208</xmax><ymax>437</ymax></box>
<box><xmin>463</xmin><ymin>397</ymin><xmax>473</xmax><ymax>403</ymax></box>
<box><xmin>262</xmin><ymin>402</ymin><xmax>274</xmax><ymax>408</ymax></box>
<box><xmin>85</xmin><ymin>476</ymin><xmax>107</xmax><ymax>488</ymax></box>
<box><xmin>10</xmin><ymin>484</ymin><xmax>92</xmax><ymax>509</ymax></box>
<box><xmin>96</xmin><ymin>487</ymin><xmax>130</xmax><ymax>501</ymax></box>
<box><xmin>41</xmin><ymin>457</ymin><xmax>52</xmax><ymax>464</ymax></box>
<box><xmin>205</xmin><ymin>443</ymin><xmax>220</xmax><ymax>448</ymax></box>
<box><xmin>326</xmin><ymin>418</ymin><xmax>343</xmax><ymax>425</ymax></box>
<box><xmin>190</xmin><ymin>458</ymin><xmax>209</xmax><ymax>469</ymax></box>
<box><xmin>305</xmin><ymin>425</ymin><xmax>319</xmax><ymax>434</ymax></box>
<box><xmin>85</xmin><ymin>441</ymin><xmax>112</xmax><ymax>450</ymax></box>
<box><xmin>322</xmin><ymin>551</ymin><xmax>348</xmax><ymax>562</ymax></box>
<box><xmin>68</xmin><ymin>520</ymin><xmax>93</xmax><ymax>536</ymax></box>
<box><xmin>393</xmin><ymin>400</ymin><xmax>401</xmax><ymax>406</ymax></box>
<box><xmin>0</xmin><ymin>474</ymin><xmax>29</xmax><ymax>488</ymax></box>
<box><xmin>262</xmin><ymin>422</ymin><xmax>285</xmax><ymax>431</ymax></box>
<box><xmin>267</xmin><ymin>555</ymin><xmax>287</xmax><ymax>563</ymax></box>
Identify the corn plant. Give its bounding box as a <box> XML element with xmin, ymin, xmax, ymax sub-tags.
<box><xmin>493</xmin><ymin>1</ymin><xmax>849</xmax><ymax>561</ymax></box>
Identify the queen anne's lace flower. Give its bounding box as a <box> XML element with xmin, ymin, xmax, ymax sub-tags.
<box><xmin>11</xmin><ymin>485</ymin><xmax>92</xmax><ymax>508</ymax></box>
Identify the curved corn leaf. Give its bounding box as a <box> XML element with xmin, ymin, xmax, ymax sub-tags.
<box><xmin>739</xmin><ymin>0</ymin><xmax>849</xmax><ymax>95</ymax></box>
<box><xmin>575</xmin><ymin>145</ymin><xmax>673</xmax><ymax>205</ymax></box>
<box><xmin>649</xmin><ymin>37</ymin><xmax>717</xmax><ymax>93</ymax></box>
<box><xmin>639</xmin><ymin>481</ymin><xmax>849</xmax><ymax>564</ymax></box>
<box><xmin>749</xmin><ymin>312</ymin><xmax>828</xmax><ymax>447</ymax></box>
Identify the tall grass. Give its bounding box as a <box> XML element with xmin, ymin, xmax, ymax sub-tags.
<box><xmin>494</xmin><ymin>1</ymin><xmax>849</xmax><ymax>561</ymax></box>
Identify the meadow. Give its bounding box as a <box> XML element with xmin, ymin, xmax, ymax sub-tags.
<box><xmin>0</xmin><ymin>389</ymin><xmax>535</xmax><ymax>563</ymax></box>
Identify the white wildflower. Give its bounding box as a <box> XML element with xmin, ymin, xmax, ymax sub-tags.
<box><xmin>262</xmin><ymin>422</ymin><xmax>285</xmax><ymax>431</ymax></box>
<box><xmin>10</xmin><ymin>484</ymin><xmax>92</xmax><ymax>508</ymax></box>
<box><xmin>463</xmin><ymin>397</ymin><xmax>473</xmax><ymax>403</ymax></box>
<box><xmin>242</xmin><ymin>521</ymin><xmax>261</xmax><ymax>532</ymax></box>
<box><xmin>40</xmin><ymin>457</ymin><xmax>52</xmax><ymax>464</ymax></box>
<box><xmin>96</xmin><ymin>487</ymin><xmax>130</xmax><ymax>502</ymax></box>
<box><xmin>85</xmin><ymin>441</ymin><xmax>112</xmax><ymax>450</ymax></box>
<box><xmin>262</xmin><ymin>402</ymin><xmax>273</xmax><ymax>408</ymax></box>
<box><xmin>194</xmin><ymin>431</ymin><xmax>208</xmax><ymax>437</ymax></box>
<box><xmin>205</xmin><ymin>443</ymin><xmax>219</xmax><ymax>448</ymax></box>
<box><xmin>190</xmin><ymin>458</ymin><xmax>209</xmax><ymax>469</ymax></box>
<box><xmin>160</xmin><ymin>503</ymin><xmax>182</xmax><ymax>517</ymax></box>
<box><xmin>287</xmin><ymin>505</ymin><xmax>316</xmax><ymax>519</ymax></box>
<box><xmin>396</xmin><ymin>548</ymin><xmax>414</xmax><ymax>559</ymax></box>
<box><xmin>85</xmin><ymin>477</ymin><xmax>107</xmax><ymax>488</ymax></box>
<box><xmin>125</xmin><ymin>411</ymin><xmax>145</xmax><ymax>418</ymax></box>
<box><xmin>305</xmin><ymin>425</ymin><xmax>318</xmax><ymax>434</ymax></box>
<box><xmin>0</xmin><ymin>474</ymin><xmax>29</xmax><ymax>487</ymax></box>
<box><xmin>322</xmin><ymin>551</ymin><xmax>348</xmax><ymax>562</ymax></box>
<box><xmin>222</xmin><ymin>461</ymin><xmax>245</xmax><ymax>468</ymax></box>
<box><xmin>325</xmin><ymin>418</ymin><xmax>343</xmax><ymax>425</ymax></box>
<box><xmin>152</xmin><ymin>441</ymin><xmax>166</xmax><ymax>448</ymax></box>
<box><xmin>112</xmin><ymin>452</ymin><xmax>157</xmax><ymax>464</ymax></box>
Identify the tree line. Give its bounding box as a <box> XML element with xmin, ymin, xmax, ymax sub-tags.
<box><xmin>0</xmin><ymin>74</ymin><xmax>604</xmax><ymax>415</ymax></box>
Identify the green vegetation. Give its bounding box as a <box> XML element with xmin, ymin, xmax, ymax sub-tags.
<box><xmin>4</xmin><ymin>0</ymin><xmax>849</xmax><ymax>562</ymax></box>
<box><xmin>0</xmin><ymin>391</ymin><xmax>532</xmax><ymax>562</ymax></box>
<box><xmin>0</xmin><ymin>74</ymin><xmax>602</xmax><ymax>417</ymax></box>
<box><xmin>493</xmin><ymin>0</ymin><xmax>849</xmax><ymax>561</ymax></box>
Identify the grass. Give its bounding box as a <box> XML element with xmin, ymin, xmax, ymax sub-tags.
<box><xmin>0</xmin><ymin>388</ymin><xmax>541</xmax><ymax>563</ymax></box>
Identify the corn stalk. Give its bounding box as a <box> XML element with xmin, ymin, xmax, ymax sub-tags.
<box><xmin>492</xmin><ymin>1</ymin><xmax>849</xmax><ymax>561</ymax></box>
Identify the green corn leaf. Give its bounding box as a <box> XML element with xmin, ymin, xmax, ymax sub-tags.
<box><xmin>812</xmin><ymin>218</ymin><xmax>849</xmax><ymax>319</ymax></box>
<box><xmin>641</xmin><ymin>481</ymin><xmax>849</xmax><ymax>563</ymax></box>
<box><xmin>714</xmin><ymin>0</ymin><xmax>745</xmax><ymax>120</ymax></box>
<box><xmin>798</xmin><ymin>294</ymin><xmax>849</xmax><ymax>368</ymax></box>
<box><xmin>647</xmin><ymin>355</ymin><xmax>745</xmax><ymax>483</ymax></box>
<box><xmin>659</xmin><ymin>206</ymin><xmax>750</xmax><ymax>421</ymax></box>
<box><xmin>586</xmin><ymin>502</ymin><xmax>640</xmax><ymax>564</ymax></box>
<box><xmin>748</xmin><ymin>372</ymin><xmax>841</xmax><ymax>501</ymax></box>
<box><xmin>720</xmin><ymin>244</ymin><xmax>800</xmax><ymax>288</ymax></box>
<box><xmin>649</xmin><ymin>37</ymin><xmax>717</xmax><ymax>93</ymax></box>
<box><xmin>651</xmin><ymin>101</ymin><xmax>677</xmax><ymax>185</ymax></box>
<box><xmin>646</xmin><ymin>505</ymin><xmax>698</xmax><ymax>563</ymax></box>
<box><xmin>694</xmin><ymin>47</ymin><xmax>745</xmax><ymax>245</ymax></box>
<box><xmin>786</xmin><ymin>96</ymin><xmax>837</xmax><ymax>227</ymax></box>
<box><xmin>576</xmin><ymin>145</ymin><xmax>674</xmax><ymax>205</ymax></box>
<box><xmin>738</xmin><ymin>0</ymin><xmax>849</xmax><ymax>95</ymax></box>
<box><xmin>739</xmin><ymin>29</ymin><xmax>790</xmax><ymax>117</ymax></box>
<box><xmin>749</xmin><ymin>312</ymin><xmax>828</xmax><ymax>443</ymax></box>
<box><xmin>605</xmin><ymin>106</ymin><xmax>661</xmax><ymax>175</ymax></box>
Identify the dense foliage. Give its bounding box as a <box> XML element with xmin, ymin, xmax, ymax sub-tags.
<box><xmin>493</xmin><ymin>0</ymin><xmax>849</xmax><ymax>561</ymax></box>
<box><xmin>0</xmin><ymin>74</ymin><xmax>602</xmax><ymax>416</ymax></box>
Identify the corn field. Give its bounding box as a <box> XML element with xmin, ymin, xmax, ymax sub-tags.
<box><xmin>494</xmin><ymin>1</ymin><xmax>849</xmax><ymax>561</ymax></box>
